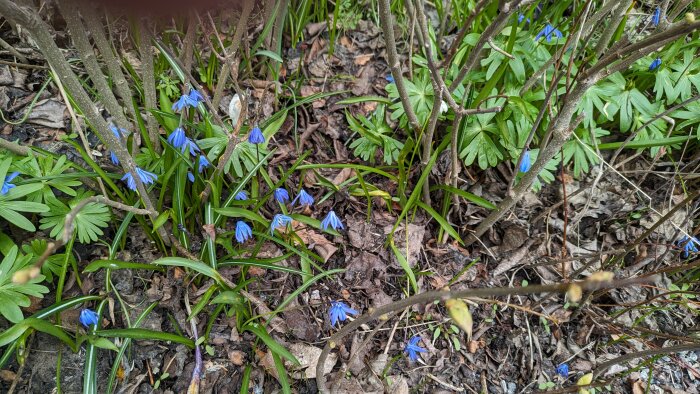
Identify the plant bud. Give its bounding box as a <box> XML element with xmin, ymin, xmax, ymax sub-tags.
<box><xmin>228</xmin><ymin>94</ymin><xmax>242</xmax><ymax>128</ymax></box>
<box><xmin>567</xmin><ymin>283</ymin><xmax>583</xmax><ymax>303</ymax></box>
<box><xmin>686</xmin><ymin>13</ymin><xmax>696</xmax><ymax>23</ymax></box>
<box><xmin>12</xmin><ymin>269</ymin><xmax>30</xmax><ymax>284</ymax></box>
<box><xmin>587</xmin><ymin>271</ymin><xmax>614</xmax><ymax>283</ymax></box>
<box><xmin>445</xmin><ymin>298</ymin><xmax>473</xmax><ymax>341</ymax></box>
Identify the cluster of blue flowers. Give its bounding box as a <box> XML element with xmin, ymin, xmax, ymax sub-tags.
<box><xmin>1</xmin><ymin>171</ymin><xmax>19</xmax><ymax>195</ymax></box>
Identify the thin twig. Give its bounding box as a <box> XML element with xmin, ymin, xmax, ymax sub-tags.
<box><xmin>378</xmin><ymin>0</ymin><xmax>421</xmax><ymax>132</ymax></box>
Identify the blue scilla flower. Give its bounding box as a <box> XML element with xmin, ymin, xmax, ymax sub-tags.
<box><xmin>292</xmin><ymin>189</ymin><xmax>314</xmax><ymax>207</ymax></box>
<box><xmin>270</xmin><ymin>214</ymin><xmax>292</xmax><ymax>235</ymax></box>
<box><xmin>321</xmin><ymin>210</ymin><xmax>344</xmax><ymax>231</ymax></box>
<box><xmin>248</xmin><ymin>125</ymin><xmax>265</xmax><ymax>144</ymax></box>
<box><xmin>678</xmin><ymin>235</ymin><xmax>700</xmax><ymax>258</ymax></box>
<box><xmin>181</xmin><ymin>138</ymin><xmax>200</xmax><ymax>156</ymax></box>
<box><xmin>274</xmin><ymin>188</ymin><xmax>290</xmax><ymax>204</ymax></box>
<box><xmin>172</xmin><ymin>95</ymin><xmax>190</xmax><ymax>112</ymax></box>
<box><xmin>234</xmin><ymin>191</ymin><xmax>248</xmax><ymax>201</ymax></box>
<box><xmin>385</xmin><ymin>74</ymin><xmax>395</xmax><ymax>83</ymax></box>
<box><xmin>188</xmin><ymin>89</ymin><xmax>204</xmax><ymax>106</ymax></box>
<box><xmin>535</xmin><ymin>24</ymin><xmax>563</xmax><ymax>42</ymax></box>
<box><xmin>110</xmin><ymin>151</ymin><xmax>120</xmax><ymax>165</ymax></box>
<box><xmin>329</xmin><ymin>301</ymin><xmax>358</xmax><ymax>327</ymax></box>
<box><xmin>168</xmin><ymin>127</ymin><xmax>187</xmax><ymax>150</ymax></box>
<box><xmin>121</xmin><ymin>167</ymin><xmax>158</xmax><ymax>191</ymax></box>
<box><xmin>79</xmin><ymin>309</ymin><xmax>99</xmax><ymax>328</ymax></box>
<box><xmin>649</xmin><ymin>57</ymin><xmax>662</xmax><ymax>71</ymax></box>
<box><xmin>518</xmin><ymin>14</ymin><xmax>530</xmax><ymax>24</ymax></box>
<box><xmin>235</xmin><ymin>221</ymin><xmax>253</xmax><ymax>243</ymax></box>
<box><xmin>187</xmin><ymin>171</ymin><xmax>195</xmax><ymax>183</ymax></box>
<box><xmin>198</xmin><ymin>155</ymin><xmax>210</xmax><ymax>173</ymax></box>
<box><xmin>652</xmin><ymin>7</ymin><xmax>661</xmax><ymax>26</ymax></box>
<box><xmin>519</xmin><ymin>150</ymin><xmax>532</xmax><ymax>173</ymax></box>
<box><xmin>404</xmin><ymin>336</ymin><xmax>427</xmax><ymax>362</ymax></box>
<box><xmin>172</xmin><ymin>90</ymin><xmax>203</xmax><ymax>112</ymax></box>
<box><xmin>1</xmin><ymin>172</ymin><xmax>19</xmax><ymax>195</ymax></box>
<box><xmin>110</xmin><ymin>125</ymin><xmax>129</xmax><ymax>140</ymax></box>
<box><xmin>556</xmin><ymin>363</ymin><xmax>569</xmax><ymax>377</ymax></box>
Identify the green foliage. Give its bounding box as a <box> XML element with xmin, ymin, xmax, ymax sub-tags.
<box><xmin>347</xmin><ymin>104</ymin><xmax>404</xmax><ymax>164</ymax></box>
<box><xmin>39</xmin><ymin>191</ymin><xmax>111</xmax><ymax>244</ymax></box>
<box><xmin>22</xmin><ymin>239</ymin><xmax>72</xmax><ymax>283</ymax></box>
<box><xmin>0</xmin><ymin>246</ymin><xmax>49</xmax><ymax>323</ymax></box>
<box><xmin>0</xmin><ymin>158</ymin><xmax>49</xmax><ymax>232</ymax></box>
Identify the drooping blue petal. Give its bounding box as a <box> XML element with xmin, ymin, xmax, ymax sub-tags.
<box><xmin>519</xmin><ymin>150</ymin><xmax>532</xmax><ymax>173</ymax></box>
<box><xmin>535</xmin><ymin>24</ymin><xmax>563</xmax><ymax>42</ymax></box>
<box><xmin>187</xmin><ymin>171</ymin><xmax>195</xmax><ymax>183</ymax></box>
<box><xmin>652</xmin><ymin>7</ymin><xmax>661</xmax><ymax>26</ymax></box>
<box><xmin>274</xmin><ymin>188</ymin><xmax>290</xmax><ymax>204</ymax></box>
<box><xmin>292</xmin><ymin>189</ymin><xmax>315</xmax><ymax>207</ymax></box>
<box><xmin>404</xmin><ymin>336</ymin><xmax>427</xmax><ymax>362</ymax></box>
<box><xmin>328</xmin><ymin>301</ymin><xmax>358</xmax><ymax>326</ymax></box>
<box><xmin>649</xmin><ymin>57</ymin><xmax>662</xmax><ymax>71</ymax></box>
<box><xmin>556</xmin><ymin>363</ymin><xmax>569</xmax><ymax>377</ymax></box>
<box><xmin>270</xmin><ymin>214</ymin><xmax>293</xmax><ymax>235</ymax></box>
<box><xmin>79</xmin><ymin>309</ymin><xmax>99</xmax><ymax>328</ymax></box>
<box><xmin>167</xmin><ymin>127</ymin><xmax>187</xmax><ymax>149</ymax></box>
<box><xmin>385</xmin><ymin>74</ymin><xmax>395</xmax><ymax>83</ymax></box>
<box><xmin>198</xmin><ymin>155</ymin><xmax>210</xmax><ymax>173</ymax></box>
<box><xmin>172</xmin><ymin>95</ymin><xmax>189</xmax><ymax>112</ymax></box>
<box><xmin>181</xmin><ymin>137</ymin><xmax>200</xmax><ymax>156</ymax></box>
<box><xmin>678</xmin><ymin>236</ymin><xmax>700</xmax><ymax>258</ymax></box>
<box><xmin>248</xmin><ymin>125</ymin><xmax>265</xmax><ymax>144</ymax></box>
<box><xmin>121</xmin><ymin>167</ymin><xmax>158</xmax><ymax>191</ymax></box>
<box><xmin>110</xmin><ymin>151</ymin><xmax>120</xmax><ymax>165</ymax></box>
<box><xmin>234</xmin><ymin>191</ymin><xmax>248</xmax><ymax>201</ymax></box>
<box><xmin>321</xmin><ymin>210</ymin><xmax>344</xmax><ymax>231</ymax></box>
<box><xmin>0</xmin><ymin>171</ymin><xmax>20</xmax><ymax>195</ymax></box>
<box><xmin>235</xmin><ymin>221</ymin><xmax>253</xmax><ymax>243</ymax></box>
<box><xmin>109</xmin><ymin>125</ymin><xmax>129</xmax><ymax>140</ymax></box>
<box><xmin>188</xmin><ymin>89</ymin><xmax>204</xmax><ymax>107</ymax></box>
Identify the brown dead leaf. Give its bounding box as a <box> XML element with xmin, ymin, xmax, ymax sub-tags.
<box><xmin>300</xmin><ymin>86</ymin><xmax>325</xmax><ymax>108</ymax></box>
<box><xmin>339</xmin><ymin>35</ymin><xmax>353</xmax><ymax>49</ymax></box>
<box><xmin>354</xmin><ymin>53</ymin><xmax>373</xmax><ymax>65</ymax></box>
<box><xmin>332</xmin><ymin>167</ymin><xmax>355</xmax><ymax>186</ymax></box>
<box><xmin>0</xmin><ymin>370</ymin><xmax>16</xmax><ymax>381</ymax></box>
<box><xmin>247</xmin><ymin>266</ymin><xmax>266</xmax><ymax>276</ymax></box>
<box><xmin>228</xmin><ymin>350</ymin><xmax>246</xmax><ymax>366</ymax></box>
<box><xmin>202</xmin><ymin>224</ymin><xmax>216</xmax><ymax>240</ymax></box>
<box><xmin>287</xmin><ymin>343</ymin><xmax>338</xmax><ymax>379</ymax></box>
<box><xmin>296</xmin><ymin>228</ymin><xmax>338</xmax><ymax>262</ymax></box>
<box><xmin>630</xmin><ymin>379</ymin><xmax>645</xmax><ymax>394</ymax></box>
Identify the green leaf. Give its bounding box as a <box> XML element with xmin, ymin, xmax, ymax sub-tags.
<box><xmin>429</xmin><ymin>185</ymin><xmax>496</xmax><ymax>210</ymax></box>
<box><xmin>242</xmin><ymin>323</ymin><xmax>299</xmax><ymax>366</ymax></box>
<box><xmin>83</xmin><ymin>260</ymin><xmax>165</xmax><ymax>273</ymax></box>
<box><xmin>0</xmin><ymin>246</ymin><xmax>49</xmax><ymax>323</ymax></box>
<box><xmin>151</xmin><ymin>257</ymin><xmax>230</xmax><ymax>288</ymax></box>
<box><xmin>97</xmin><ymin>329</ymin><xmax>195</xmax><ymax>348</ymax></box>
<box><xmin>255</xmin><ymin>50</ymin><xmax>283</xmax><ymax>63</ymax></box>
<box><xmin>415</xmin><ymin>200</ymin><xmax>463</xmax><ymax>243</ymax></box>
<box><xmin>0</xmin><ymin>317</ymin><xmax>76</xmax><ymax>350</ymax></box>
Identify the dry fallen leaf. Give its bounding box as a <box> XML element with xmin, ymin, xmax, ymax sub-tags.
<box><xmin>296</xmin><ymin>228</ymin><xmax>338</xmax><ymax>262</ymax></box>
<box><xmin>286</xmin><ymin>343</ymin><xmax>338</xmax><ymax>379</ymax></box>
<box><xmin>354</xmin><ymin>53</ymin><xmax>373</xmax><ymax>65</ymax></box>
